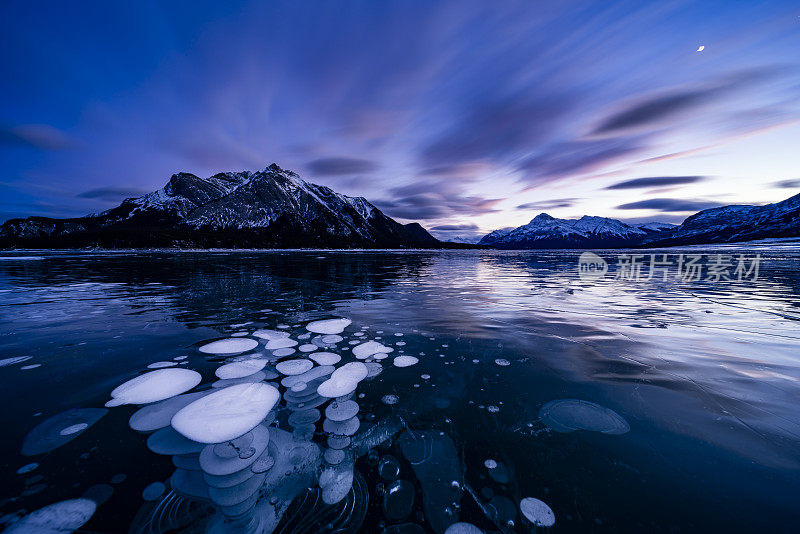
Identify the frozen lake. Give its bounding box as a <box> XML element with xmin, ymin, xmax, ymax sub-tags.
<box><xmin>1</xmin><ymin>248</ymin><xmax>799</xmax><ymax>533</ymax></box>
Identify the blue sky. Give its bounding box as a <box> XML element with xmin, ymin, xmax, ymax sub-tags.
<box><xmin>2</xmin><ymin>0</ymin><xmax>799</xmax><ymax>240</ymax></box>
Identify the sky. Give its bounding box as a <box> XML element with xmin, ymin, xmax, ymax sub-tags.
<box><xmin>2</xmin><ymin>0</ymin><xmax>800</xmax><ymax>241</ymax></box>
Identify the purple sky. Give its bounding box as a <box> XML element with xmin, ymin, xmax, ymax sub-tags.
<box><xmin>2</xmin><ymin>0</ymin><xmax>800</xmax><ymax>240</ymax></box>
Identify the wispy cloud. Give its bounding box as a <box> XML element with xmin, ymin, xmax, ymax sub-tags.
<box><xmin>605</xmin><ymin>176</ymin><xmax>706</xmax><ymax>190</ymax></box>
<box><xmin>616</xmin><ymin>198</ymin><xmax>724</xmax><ymax>212</ymax></box>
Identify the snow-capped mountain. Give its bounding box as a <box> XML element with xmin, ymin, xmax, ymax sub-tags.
<box><xmin>643</xmin><ymin>193</ymin><xmax>800</xmax><ymax>246</ymax></box>
<box><xmin>0</xmin><ymin>163</ymin><xmax>440</xmax><ymax>249</ymax></box>
<box><xmin>478</xmin><ymin>214</ymin><xmax>673</xmax><ymax>249</ymax></box>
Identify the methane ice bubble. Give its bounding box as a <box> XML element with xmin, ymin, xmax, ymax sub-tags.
<box><xmin>445</xmin><ymin>523</ymin><xmax>483</xmax><ymax>534</ymax></box>
<box><xmin>306</xmin><ymin>318</ymin><xmax>352</xmax><ymax>334</ymax></box>
<box><xmin>495</xmin><ymin>358</ymin><xmax>511</xmax><ymax>366</ymax></box>
<box><xmin>323</xmin><ymin>416</ymin><xmax>360</xmax><ymax>436</ymax></box>
<box><xmin>22</xmin><ymin>408</ymin><xmax>108</xmax><ymax>456</ymax></box>
<box><xmin>252</xmin><ymin>329</ymin><xmax>289</xmax><ymax>340</ymax></box>
<box><xmin>200</xmin><ymin>425</ymin><xmax>269</xmax><ymax>476</ymax></box>
<box><xmin>171</xmin><ymin>383</ymin><xmax>280</xmax><ymax>444</ymax></box>
<box><xmin>393</xmin><ymin>356</ymin><xmax>419</xmax><ymax>368</ymax></box>
<box><xmin>147</xmin><ymin>361</ymin><xmax>177</xmax><ymax>369</ymax></box>
<box><xmin>17</xmin><ymin>463</ymin><xmax>39</xmax><ymax>474</ymax></box>
<box><xmin>198</xmin><ymin>338</ymin><xmax>258</xmax><ymax>355</ymax></box>
<box><xmin>142</xmin><ymin>482</ymin><xmax>166</xmax><ymax>501</ymax></box>
<box><xmin>352</xmin><ymin>341</ymin><xmax>394</xmax><ymax>359</ymax></box>
<box><xmin>212</xmin><ymin>371</ymin><xmax>268</xmax><ymax>388</ymax></box>
<box><xmin>310</xmin><ymin>352</ymin><xmax>341</xmax><ymax>365</ymax></box>
<box><xmin>539</xmin><ymin>399</ymin><xmax>630</xmax><ymax>434</ymax></box>
<box><xmin>484</xmin><ymin>459</ymin><xmax>498</xmax><ymax>469</ymax></box>
<box><xmin>325</xmin><ymin>400</ymin><xmax>360</xmax><ymax>422</ymax></box>
<box><xmin>146</xmin><ymin>426</ymin><xmax>205</xmax><ymax>455</ymax></box>
<box><xmin>215</xmin><ymin>360</ymin><xmax>266</xmax><ymax>379</ymax></box>
<box><xmin>4</xmin><ymin>498</ymin><xmax>97</xmax><ymax>534</ymax></box>
<box><xmin>381</xmin><ymin>394</ymin><xmax>399</xmax><ymax>405</ymax></box>
<box><xmin>265</xmin><ymin>337</ymin><xmax>298</xmax><ymax>350</ymax></box>
<box><xmin>299</xmin><ymin>344</ymin><xmax>318</xmax><ymax>352</ymax></box>
<box><xmin>321</xmin><ymin>335</ymin><xmax>343</xmax><ymax>344</ymax></box>
<box><xmin>317</xmin><ymin>362</ymin><xmax>369</xmax><ymax>398</ymax></box>
<box><xmin>272</xmin><ymin>348</ymin><xmax>296</xmax><ymax>358</ymax></box>
<box><xmin>520</xmin><ymin>497</ymin><xmax>556</xmax><ymax>527</ymax></box>
<box><xmin>110</xmin><ymin>369</ymin><xmax>201</xmax><ymax>405</ymax></box>
<box><xmin>275</xmin><ymin>359</ymin><xmax>314</xmax><ymax>375</ymax></box>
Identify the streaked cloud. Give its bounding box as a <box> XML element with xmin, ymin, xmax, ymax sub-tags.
<box><xmin>605</xmin><ymin>176</ymin><xmax>706</xmax><ymax>190</ymax></box>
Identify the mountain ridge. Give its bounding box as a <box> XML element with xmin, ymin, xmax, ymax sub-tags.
<box><xmin>0</xmin><ymin>163</ymin><xmax>447</xmax><ymax>249</ymax></box>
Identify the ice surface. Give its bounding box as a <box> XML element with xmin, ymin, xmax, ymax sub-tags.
<box><xmin>393</xmin><ymin>356</ymin><xmax>419</xmax><ymax>367</ymax></box>
<box><xmin>520</xmin><ymin>497</ymin><xmax>555</xmax><ymax>527</ymax></box>
<box><xmin>317</xmin><ymin>362</ymin><xmax>368</xmax><ymax>398</ymax></box>
<box><xmin>198</xmin><ymin>338</ymin><xmax>258</xmax><ymax>355</ymax></box>
<box><xmin>306</xmin><ymin>318</ymin><xmax>352</xmax><ymax>334</ymax></box>
<box><xmin>539</xmin><ymin>399</ymin><xmax>630</xmax><ymax>434</ymax></box>
<box><xmin>110</xmin><ymin>369</ymin><xmax>201</xmax><ymax>405</ymax></box>
<box><xmin>275</xmin><ymin>359</ymin><xmax>314</xmax><ymax>375</ymax></box>
<box><xmin>310</xmin><ymin>352</ymin><xmax>341</xmax><ymax>365</ymax></box>
<box><xmin>5</xmin><ymin>498</ymin><xmax>97</xmax><ymax>534</ymax></box>
<box><xmin>215</xmin><ymin>360</ymin><xmax>266</xmax><ymax>379</ymax></box>
<box><xmin>172</xmin><ymin>383</ymin><xmax>280</xmax><ymax>444</ymax></box>
<box><xmin>352</xmin><ymin>341</ymin><xmax>394</xmax><ymax>360</ymax></box>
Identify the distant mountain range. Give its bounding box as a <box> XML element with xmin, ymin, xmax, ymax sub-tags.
<box><xmin>478</xmin><ymin>214</ymin><xmax>675</xmax><ymax>248</ymax></box>
<box><xmin>0</xmin><ymin>164</ymin><xmax>443</xmax><ymax>249</ymax></box>
<box><xmin>477</xmin><ymin>193</ymin><xmax>800</xmax><ymax>249</ymax></box>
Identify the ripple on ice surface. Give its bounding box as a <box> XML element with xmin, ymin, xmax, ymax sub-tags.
<box><xmin>198</xmin><ymin>338</ymin><xmax>258</xmax><ymax>355</ymax></box>
<box><xmin>215</xmin><ymin>360</ymin><xmax>266</xmax><ymax>379</ymax></box>
<box><xmin>306</xmin><ymin>318</ymin><xmax>352</xmax><ymax>334</ymax></box>
<box><xmin>539</xmin><ymin>399</ymin><xmax>629</xmax><ymax>434</ymax></box>
<box><xmin>520</xmin><ymin>497</ymin><xmax>555</xmax><ymax>527</ymax></box>
<box><xmin>110</xmin><ymin>369</ymin><xmax>202</xmax><ymax>405</ymax></box>
<box><xmin>4</xmin><ymin>498</ymin><xmax>97</xmax><ymax>533</ymax></box>
<box><xmin>172</xmin><ymin>383</ymin><xmax>280</xmax><ymax>444</ymax></box>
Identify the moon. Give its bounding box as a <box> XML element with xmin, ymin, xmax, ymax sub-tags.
<box><xmin>696</xmin><ymin>45</ymin><xmax>705</xmax><ymax>52</ymax></box>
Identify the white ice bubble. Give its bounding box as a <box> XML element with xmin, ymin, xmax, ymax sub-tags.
<box><xmin>310</xmin><ymin>352</ymin><xmax>341</xmax><ymax>366</ymax></box>
<box><xmin>147</xmin><ymin>361</ymin><xmax>177</xmax><ymax>369</ymax></box>
<box><xmin>495</xmin><ymin>358</ymin><xmax>510</xmax><ymax>366</ymax></box>
<box><xmin>352</xmin><ymin>341</ymin><xmax>394</xmax><ymax>360</ymax></box>
<box><xmin>317</xmin><ymin>362</ymin><xmax>368</xmax><ymax>398</ymax></box>
<box><xmin>265</xmin><ymin>337</ymin><xmax>298</xmax><ymax>350</ymax></box>
<box><xmin>59</xmin><ymin>423</ymin><xmax>89</xmax><ymax>436</ymax></box>
<box><xmin>393</xmin><ymin>356</ymin><xmax>419</xmax><ymax>368</ymax></box>
<box><xmin>539</xmin><ymin>399</ymin><xmax>629</xmax><ymax>434</ymax></box>
<box><xmin>215</xmin><ymin>360</ymin><xmax>266</xmax><ymax>379</ymax></box>
<box><xmin>198</xmin><ymin>338</ymin><xmax>258</xmax><ymax>355</ymax></box>
<box><xmin>323</xmin><ymin>416</ymin><xmax>360</xmax><ymax>436</ymax></box>
<box><xmin>520</xmin><ymin>497</ymin><xmax>555</xmax><ymax>527</ymax></box>
<box><xmin>4</xmin><ymin>498</ymin><xmax>97</xmax><ymax>534</ymax></box>
<box><xmin>16</xmin><ymin>463</ymin><xmax>38</xmax><ymax>474</ymax></box>
<box><xmin>275</xmin><ymin>359</ymin><xmax>314</xmax><ymax>376</ymax></box>
<box><xmin>171</xmin><ymin>383</ymin><xmax>280</xmax><ymax>444</ymax></box>
<box><xmin>484</xmin><ymin>459</ymin><xmax>497</xmax><ymax>469</ymax></box>
<box><xmin>298</xmin><ymin>344</ymin><xmax>318</xmax><ymax>352</ymax></box>
<box><xmin>321</xmin><ymin>335</ymin><xmax>343</xmax><ymax>344</ymax></box>
<box><xmin>252</xmin><ymin>329</ymin><xmax>289</xmax><ymax>341</ymax></box>
<box><xmin>272</xmin><ymin>347</ymin><xmax>296</xmax><ymax>357</ymax></box>
<box><xmin>307</xmin><ymin>318</ymin><xmax>352</xmax><ymax>334</ymax></box>
<box><xmin>110</xmin><ymin>369</ymin><xmax>202</xmax><ymax>405</ymax></box>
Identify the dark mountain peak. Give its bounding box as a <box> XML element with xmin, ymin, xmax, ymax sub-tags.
<box><xmin>531</xmin><ymin>213</ymin><xmax>555</xmax><ymax>223</ymax></box>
